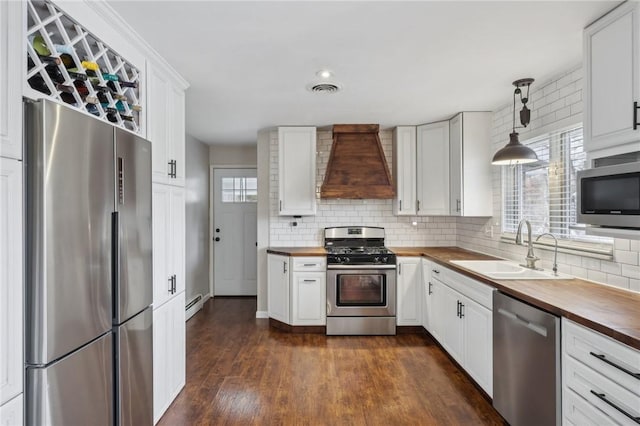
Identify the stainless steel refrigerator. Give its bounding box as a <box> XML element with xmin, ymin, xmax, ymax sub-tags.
<box><xmin>24</xmin><ymin>99</ymin><xmax>153</xmax><ymax>426</ymax></box>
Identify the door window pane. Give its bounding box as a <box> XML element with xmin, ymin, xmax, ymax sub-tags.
<box><xmin>220</xmin><ymin>177</ymin><xmax>257</xmax><ymax>203</ymax></box>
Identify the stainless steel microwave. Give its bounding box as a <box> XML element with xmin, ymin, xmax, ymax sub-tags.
<box><xmin>577</xmin><ymin>161</ymin><xmax>640</xmax><ymax>229</ymax></box>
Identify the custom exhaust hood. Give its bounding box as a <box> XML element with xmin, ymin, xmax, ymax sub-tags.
<box><xmin>320</xmin><ymin>124</ymin><xmax>395</xmax><ymax>199</ymax></box>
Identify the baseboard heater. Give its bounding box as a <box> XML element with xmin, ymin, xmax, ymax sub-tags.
<box><xmin>185</xmin><ymin>294</ymin><xmax>204</xmax><ymax>321</ymax></box>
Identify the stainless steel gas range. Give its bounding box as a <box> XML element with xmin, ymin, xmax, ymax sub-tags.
<box><xmin>325</xmin><ymin>227</ymin><xmax>397</xmax><ymax>335</ymax></box>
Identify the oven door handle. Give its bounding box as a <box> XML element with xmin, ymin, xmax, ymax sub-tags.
<box><xmin>326</xmin><ymin>264</ymin><xmax>397</xmax><ymax>270</ymax></box>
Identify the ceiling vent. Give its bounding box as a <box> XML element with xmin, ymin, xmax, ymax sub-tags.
<box><xmin>307</xmin><ymin>82</ymin><xmax>341</xmax><ymax>93</ymax></box>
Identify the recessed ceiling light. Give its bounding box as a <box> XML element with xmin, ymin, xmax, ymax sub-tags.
<box><xmin>316</xmin><ymin>70</ymin><xmax>332</xmax><ymax>79</ymax></box>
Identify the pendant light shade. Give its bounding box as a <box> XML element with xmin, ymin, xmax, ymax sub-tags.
<box><xmin>492</xmin><ymin>78</ymin><xmax>539</xmax><ymax>166</ymax></box>
<box><xmin>491</xmin><ymin>132</ymin><xmax>539</xmax><ymax>165</ymax></box>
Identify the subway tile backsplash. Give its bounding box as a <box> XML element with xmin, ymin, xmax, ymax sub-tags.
<box><xmin>268</xmin><ymin>65</ymin><xmax>640</xmax><ymax>292</ymax></box>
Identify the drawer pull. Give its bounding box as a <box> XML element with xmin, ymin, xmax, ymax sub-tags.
<box><xmin>302</xmin><ymin>279</ymin><xmax>316</xmax><ymax>283</ymax></box>
<box><xmin>432</xmin><ymin>269</ymin><xmax>440</xmax><ymax>274</ymax></box>
<box><xmin>589</xmin><ymin>352</ymin><xmax>640</xmax><ymax>380</ymax></box>
<box><xmin>590</xmin><ymin>390</ymin><xmax>640</xmax><ymax>424</ymax></box>
<box><xmin>303</xmin><ymin>263</ymin><xmax>318</xmax><ymax>267</ymax></box>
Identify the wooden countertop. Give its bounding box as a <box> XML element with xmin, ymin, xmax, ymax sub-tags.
<box><xmin>267</xmin><ymin>247</ymin><xmax>327</xmax><ymax>257</ymax></box>
<box><xmin>392</xmin><ymin>246</ymin><xmax>640</xmax><ymax>351</ymax></box>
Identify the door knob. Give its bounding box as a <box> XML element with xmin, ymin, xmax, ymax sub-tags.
<box><xmin>216</xmin><ymin>228</ymin><xmax>220</xmax><ymax>233</ymax></box>
<box><xmin>215</xmin><ymin>237</ymin><xmax>220</xmax><ymax>242</ymax></box>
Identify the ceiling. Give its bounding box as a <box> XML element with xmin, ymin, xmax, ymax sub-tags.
<box><xmin>108</xmin><ymin>1</ymin><xmax>617</xmax><ymax>146</ymax></box>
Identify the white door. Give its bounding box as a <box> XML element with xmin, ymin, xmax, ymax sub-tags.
<box><xmin>213</xmin><ymin>168</ymin><xmax>257</xmax><ymax>296</ymax></box>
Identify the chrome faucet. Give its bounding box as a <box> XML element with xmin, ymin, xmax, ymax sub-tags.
<box><xmin>536</xmin><ymin>233</ymin><xmax>559</xmax><ymax>275</ymax></box>
<box><xmin>515</xmin><ymin>219</ymin><xmax>540</xmax><ymax>270</ymax></box>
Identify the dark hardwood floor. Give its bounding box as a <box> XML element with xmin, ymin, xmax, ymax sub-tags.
<box><xmin>159</xmin><ymin>297</ymin><xmax>504</xmax><ymax>425</ymax></box>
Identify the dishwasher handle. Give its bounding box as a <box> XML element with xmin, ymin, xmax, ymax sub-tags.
<box><xmin>497</xmin><ymin>307</ymin><xmax>548</xmax><ymax>337</ymax></box>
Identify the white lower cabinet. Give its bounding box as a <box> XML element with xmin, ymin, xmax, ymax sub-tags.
<box><xmin>0</xmin><ymin>158</ymin><xmax>22</xmax><ymax>407</ymax></box>
<box><xmin>562</xmin><ymin>318</ymin><xmax>640</xmax><ymax>426</ymax></box>
<box><xmin>429</xmin><ymin>265</ymin><xmax>494</xmax><ymax>396</ymax></box>
<box><xmin>421</xmin><ymin>260</ymin><xmax>433</xmax><ymax>333</ymax></box>
<box><xmin>268</xmin><ymin>254</ymin><xmax>326</xmax><ymax>326</ymax></box>
<box><xmin>0</xmin><ymin>394</ymin><xmax>23</xmax><ymax>426</ymax></box>
<box><xmin>396</xmin><ymin>257</ymin><xmax>422</xmax><ymax>326</ymax></box>
<box><xmin>267</xmin><ymin>254</ymin><xmax>290</xmax><ymax>323</ymax></box>
<box><xmin>291</xmin><ymin>272</ymin><xmax>326</xmax><ymax>325</ymax></box>
<box><xmin>153</xmin><ymin>291</ymin><xmax>186</xmax><ymax>424</ymax></box>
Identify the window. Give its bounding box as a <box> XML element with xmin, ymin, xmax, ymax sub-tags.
<box><xmin>502</xmin><ymin>125</ymin><xmax>612</xmax><ymax>248</ymax></box>
<box><xmin>221</xmin><ymin>177</ymin><xmax>257</xmax><ymax>203</ymax></box>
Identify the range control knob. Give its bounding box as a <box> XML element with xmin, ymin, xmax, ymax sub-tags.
<box><xmin>381</xmin><ymin>256</ymin><xmax>389</xmax><ymax>264</ymax></box>
<box><xmin>374</xmin><ymin>257</ymin><xmax>380</xmax><ymax>264</ymax></box>
<box><xmin>343</xmin><ymin>257</ymin><xmax>350</xmax><ymax>264</ymax></box>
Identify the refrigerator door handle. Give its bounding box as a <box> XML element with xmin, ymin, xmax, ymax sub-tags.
<box><xmin>117</xmin><ymin>157</ymin><xmax>125</xmax><ymax>205</ymax></box>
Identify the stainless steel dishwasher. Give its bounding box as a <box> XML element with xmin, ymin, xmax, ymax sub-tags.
<box><xmin>493</xmin><ymin>291</ymin><xmax>561</xmax><ymax>426</ymax></box>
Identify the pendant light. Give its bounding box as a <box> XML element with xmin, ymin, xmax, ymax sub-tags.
<box><xmin>492</xmin><ymin>78</ymin><xmax>539</xmax><ymax>165</ymax></box>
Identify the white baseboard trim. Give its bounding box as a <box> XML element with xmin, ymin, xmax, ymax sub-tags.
<box><xmin>186</xmin><ymin>293</ymin><xmax>207</xmax><ymax>321</ymax></box>
<box><xmin>255</xmin><ymin>310</ymin><xmax>268</xmax><ymax>319</ymax></box>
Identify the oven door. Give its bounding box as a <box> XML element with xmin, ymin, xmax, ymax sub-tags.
<box><xmin>326</xmin><ymin>265</ymin><xmax>396</xmax><ymax>317</ymax></box>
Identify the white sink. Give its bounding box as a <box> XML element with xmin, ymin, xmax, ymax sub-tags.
<box><xmin>450</xmin><ymin>260</ymin><xmax>571</xmax><ymax>280</ymax></box>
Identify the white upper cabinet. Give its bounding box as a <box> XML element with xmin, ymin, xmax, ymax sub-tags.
<box><xmin>584</xmin><ymin>2</ymin><xmax>640</xmax><ymax>155</ymax></box>
<box><xmin>278</xmin><ymin>127</ymin><xmax>317</xmax><ymax>216</ymax></box>
<box><xmin>393</xmin><ymin>126</ymin><xmax>417</xmax><ymax>215</ymax></box>
<box><xmin>0</xmin><ymin>1</ymin><xmax>23</xmax><ymax>160</ymax></box>
<box><xmin>416</xmin><ymin>121</ymin><xmax>450</xmax><ymax>215</ymax></box>
<box><xmin>147</xmin><ymin>61</ymin><xmax>186</xmax><ymax>187</ymax></box>
<box><xmin>449</xmin><ymin>112</ymin><xmax>493</xmax><ymax>217</ymax></box>
<box><xmin>0</xmin><ymin>158</ymin><xmax>22</xmax><ymax>406</ymax></box>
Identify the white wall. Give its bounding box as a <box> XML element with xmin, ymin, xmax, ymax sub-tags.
<box><xmin>185</xmin><ymin>134</ymin><xmax>211</xmax><ymax>302</ymax></box>
<box><xmin>268</xmin><ymin>129</ymin><xmax>457</xmax><ymax>247</ymax></box>
<box><xmin>457</xmin><ymin>66</ymin><xmax>640</xmax><ymax>292</ymax></box>
<box><xmin>209</xmin><ymin>144</ymin><xmax>257</xmax><ymax>166</ymax></box>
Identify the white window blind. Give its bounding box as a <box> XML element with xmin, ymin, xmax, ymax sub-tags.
<box><xmin>502</xmin><ymin>125</ymin><xmax>612</xmax><ymax>248</ymax></box>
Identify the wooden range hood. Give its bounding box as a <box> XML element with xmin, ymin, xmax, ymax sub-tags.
<box><xmin>320</xmin><ymin>124</ymin><xmax>395</xmax><ymax>199</ymax></box>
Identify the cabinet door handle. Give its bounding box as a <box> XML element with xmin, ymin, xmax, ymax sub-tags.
<box><xmin>589</xmin><ymin>352</ymin><xmax>640</xmax><ymax>380</ymax></box>
<box><xmin>634</xmin><ymin>101</ymin><xmax>639</xmax><ymax>130</ymax></box>
<box><xmin>456</xmin><ymin>199</ymin><xmax>461</xmax><ymax>212</ymax></box>
<box><xmin>399</xmin><ymin>200</ymin><xmax>402</xmax><ymax>211</ymax></box>
<box><xmin>168</xmin><ymin>160</ymin><xmax>173</xmax><ymax>177</ymax></box>
<box><xmin>428</xmin><ymin>282</ymin><xmax>432</xmax><ymax>295</ymax></box>
<box><xmin>432</xmin><ymin>269</ymin><xmax>440</xmax><ymax>274</ymax></box>
<box><xmin>416</xmin><ymin>200</ymin><xmax>420</xmax><ymax>212</ymax></box>
<box><xmin>460</xmin><ymin>303</ymin><xmax>465</xmax><ymax>318</ymax></box>
<box><xmin>456</xmin><ymin>301</ymin><xmax>461</xmax><ymax>318</ymax></box>
<box><xmin>589</xmin><ymin>390</ymin><xmax>640</xmax><ymax>424</ymax></box>
<box><xmin>398</xmin><ymin>263</ymin><xmax>402</xmax><ymax>275</ymax></box>
<box><xmin>173</xmin><ymin>274</ymin><xmax>177</xmax><ymax>293</ymax></box>
<box><xmin>173</xmin><ymin>160</ymin><xmax>177</xmax><ymax>178</ymax></box>
<box><xmin>283</xmin><ymin>261</ymin><xmax>287</xmax><ymax>273</ymax></box>
<box><xmin>279</xmin><ymin>200</ymin><xmax>282</xmax><ymax>212</ymax></box>
<box><xmin>168</xmin><ymin>276</ymin><xmax>173</xmax><ymax>294</ymax></box>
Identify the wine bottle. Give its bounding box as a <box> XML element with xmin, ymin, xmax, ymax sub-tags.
<box><xmin>38</xmin><ymin>56</ymin><xmax>61</xmax><ymax>65</ymax></box>
<box><xmin>106</xmin><ymin>82</ymin><xmax>127</xmax><ymax>101</ymax></box>
<box><xmin>45</xmin><ymin>64</ymin><xmax>65</xmax><ymax>84</ymax></box>
<box><xmin>31</xmin><ymin>34</ymin><xmax>51</xmax><ymax>56</ymax></box>
<box><xmin>129</xmin><ymin>104</ymin><xmax>143</xmax><ymax>112</ymax></box>
<box><xmin>119</xmin><ymin>80</ymin><xmax>138</xmax><ymax>89</ymax></box>
<box><xmin>119</xmin><ymin>114</ymin><xmax>134</xmax><ymax>122</ymax></box>
<box><xmin>96</xmin><ymin>91</ymin><xmax>110</xmax><ymax>104</ymax></box>
<box><xmin>53</xmin><ymin>44</ymin><xmax>73</xmax><ymax>55</ymax></box>
<box><xmin>68</xmin><ymin>70</ymin><xmax>87</xmax><ymax>81</ymax></box>
<box><xmin>105</xmin><ymin>107</ymin><xmax>118</xmax><ymax>123</ymax></box>
<box><xmin>81</xmin><ymin>61</ymin><xmax>99</xmax><ymax>72</ymax></box>
<box><xmin>56</xmin><ymin>83</ymin><xmax>75</xmax><ymax>94</ymax></box>
<box><xmin>73</xmin><ymin>80</ymin><xmax>89</xmax><ymax>97</ymax></box>
<box><xmin>28</xmin><ymin>74</ymin><xmax>52</xmax><ymax>95</ymax></box>
<box><xmin>60</xmin><ymin>54</ymin><xmax>75</xmax><ymax>69</ymax></box>
<box><xmin>86</xmin><ymin>104</ymin><xmax>100</xmax><ymax>116</ymax></box>
<box><xmin>102</xmin><ymin>73</ymin><xmax>119</xmax><ymax>82</ymax></box>
<box><xmin>84</xmin><ymin>95</ymin><xmax>99</xmax><ymax>105</ymax></box>
<box><xmin>60</xmin><ymin>92</ymin><xmax>76</xmax><ymax>105</ymax></box>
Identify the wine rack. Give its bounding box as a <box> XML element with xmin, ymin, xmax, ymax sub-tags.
<box><xmin>26</xmin><ymin>0</ymin><xmax>143</xmax><ymax>133</ymax></box>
